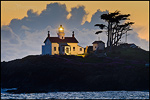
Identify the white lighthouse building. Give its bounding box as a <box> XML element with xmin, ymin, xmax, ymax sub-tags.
<box><xmin>42</xmin><ymin>25</ymin><xmax>84</xmax><ymax>55</ymax></box>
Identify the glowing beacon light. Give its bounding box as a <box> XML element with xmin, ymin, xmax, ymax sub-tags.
<box><xmin>59</xmin><ymin>28</ymin><xmax>63</xmax><ymax>31</ymax></box>
<box><xmin>58</xmin><ymin>25</ymin><xmax>64</xmax><ymax>32</ymax></box>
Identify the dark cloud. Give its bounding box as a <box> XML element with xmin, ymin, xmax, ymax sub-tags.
<box><xmin>81</xmin><ymin>9</ymin><xmax>108</xmax><ymax>29</ymax></box>
<box><xmin>1</xmin><ymin>26</ymin><xmax>20</xmax><ymax>44</ymax></box>
<box><xmin>1</xmin><ymin>2</ymin><xmax>149</xmax><ymax>61</ymax></box>
<box><xmin>67</xmin><ymin>6</ymin><xmax>88</xmax><ymax>29</ymax></box>
<box><xmin>38</xmin><ymin>3</ymin><xmax>69</xmax><ymax>28</ymax></box>
<box><xmin>9</xmin><ymin>2</ymin><xmax>69</xmax><ymax>37</ymax></box>
<box><xmin>27</xmin><ymin>9</ymin><xmax>38</xmax><ymax>17</ymax></box>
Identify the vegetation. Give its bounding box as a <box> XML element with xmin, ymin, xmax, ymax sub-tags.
<box><xmin>81</xmin><ymin>46</ymin><xmax>149</xmax><ymax>63</ymax></box>
<box><xmin>106</xmin><ymin>46</ymin><xmax>149</xmax><ymax>62</ymax></box>
<box><xmin>94</xmin><ymin>10</ymin><xmax>134</xmax><ymax>48</ymax></box>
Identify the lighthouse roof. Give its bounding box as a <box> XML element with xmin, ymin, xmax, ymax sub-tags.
<box><xmin>92</xmin><ymin>41</ymin><xmax>105</xmax><ymax>44</ymax></box>
<box><xmin>44</xmin><ymin>37</ymin><xmax>79</xmax><ymax>43</ymax></box>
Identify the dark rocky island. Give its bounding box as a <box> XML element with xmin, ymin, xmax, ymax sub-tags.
<box><xmin>1</xmin><ymin>47</ymin><xmax>149</xmax><ymax>93</ymax></box>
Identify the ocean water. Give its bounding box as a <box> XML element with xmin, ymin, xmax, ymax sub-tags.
<box><xmin>1</xmin><ymin>89</ymin><xmax>149</xmax><ymax>99</ymax></box>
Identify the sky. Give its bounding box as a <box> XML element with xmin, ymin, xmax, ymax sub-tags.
<box><xmin>1</xmin><ymin>1</ymin><xmax>149</xmax><ymax>61</ymax></box>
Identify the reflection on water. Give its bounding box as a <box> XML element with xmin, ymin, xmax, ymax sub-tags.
<box><xmin>1</xmin><ymin>88</ymin><xmax>17</xmax><ymax>93</ymax></box>
<box><xmin>1</xmin><ymin>89</ymin><xmax>149</xmax><ymax>99</ymax></box>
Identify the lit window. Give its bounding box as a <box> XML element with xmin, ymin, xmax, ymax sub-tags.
<box><xmin>66</xmin><ymin>48</ymin><xmax>69</xmax><ymax>53</ymax></box>
<box><xmin>54</xmin><ymin>47</ymin><xmax>56</xmax><ymax>51</ymax></box>
<box><xmin>80</xmin><ymin>48</ymin><xmax>82</xmax><ymax>51</ymax></box>
<box><xmin>73</xmin><ymin>47</ymin><xmax>75</xmax><ymax>51</ymax></box>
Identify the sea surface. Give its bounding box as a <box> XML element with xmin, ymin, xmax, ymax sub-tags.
<box><xmin>1</xmin><ymin>88</ymin><xmax>149</xmax><ymax>99</ymax></box>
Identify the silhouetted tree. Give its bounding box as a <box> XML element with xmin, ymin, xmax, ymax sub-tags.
<box><xmin>95</xmin><ymin>10</ymin><xmax>134</xmax><ymax>49</ymax></box>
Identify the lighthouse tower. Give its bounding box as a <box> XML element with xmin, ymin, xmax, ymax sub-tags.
<box><xmin>57</xmin><ymin>25</ymin><xmax>65</xmax><ymax>39</ymax></box>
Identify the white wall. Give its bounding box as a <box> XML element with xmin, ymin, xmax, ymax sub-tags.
<box><xmin>93</xmin><ymin>43</ymin><xmax>105</xmax><ymax>51</ymax></box>
<box><xmin>67</xmin><ymin>43</ymin><xmax>78</xmax><ymax>55</ymax></box>
<box><xmin>42</xmin><ymin>45</ymin><xmax>45</xmax><ymax>54</ymax></box>
<box><xmin>51</xmin><ymin>43</ymin><xmax>59</xmax><ymax>55</ymax></box>
<box><xmin>98</xmin><ymin>43</ymin><xmax>105</xmax><ymax>50</ymax></box>
<box><xmin>42</xmin><ymin>41</ymin><xmax>84</xmax><ymax>55</ymax></box>
<box><xmin>42</xmin><ymin>39</ymin><xmax>52</xmax><ymax>55</ymax></box>
<box><xmin>78</xmin><ymin>46</ymin><xmax>84</xmax><ymax>54</ymax></box>
<box><xmin>93</xmin><ymin>43</ymin><xmax>98</xmax><ymax>51</ymax></box>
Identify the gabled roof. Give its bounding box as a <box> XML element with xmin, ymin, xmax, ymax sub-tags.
<box><xmin>44</xmin><ymin>37</ymin><xmax>79</xmax><ymax>43</ymax></box>
<box><xmin>92</xmin><ymin>41</ymin><xmax>105</xmax><ymax>44</ymax></box>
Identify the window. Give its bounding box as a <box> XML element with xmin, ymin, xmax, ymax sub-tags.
<box><xmin>80</xmin><ymin>48</ymin><xmax>82</xmax><ymax>51</ymax></box>
<box><xmin>54</xmin><ymin>47</ymin><xmax>56</xmax><ymax>51</ymax></box>
<box><xmin>58</xmin><ymin>47</ymin><xmax>60</xmax><ymax>51</ymax></box>
<box><xmin>66</xmin><ymin>48</ymin><xmax>69</xmax><ymax>53</ymax></box>
<box><xmin>73</xmin><ymin>47</ymin><xmax>75</xmax><ymax>51</ymax></box>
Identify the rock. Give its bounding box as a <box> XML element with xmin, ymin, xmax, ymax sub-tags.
<box><xmin>1</xmin><ymin>55</ymin><xmax>149</xmax><ymax>93</ymax></box>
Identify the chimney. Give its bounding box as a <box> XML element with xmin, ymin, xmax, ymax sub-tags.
<box><xmin>72</xmin><ymin>31</ymin><xmax>74</xmax><ymax>37</ymax></box>
<box><xmin>48</xmin><ymin>31</ymin><xmax>50</xmax><ymax>37</ymax></box>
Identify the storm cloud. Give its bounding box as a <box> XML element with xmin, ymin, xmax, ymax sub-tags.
<box><xmin>1</xmin><ymin>2</ymin><xmax>149</xmax><ymax>61</ymax></box>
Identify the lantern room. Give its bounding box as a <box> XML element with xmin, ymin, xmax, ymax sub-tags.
<box><xmin>57</xmin><ymin>25</ymin><xmax>65</xmax><ymax>39</ymax></box>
